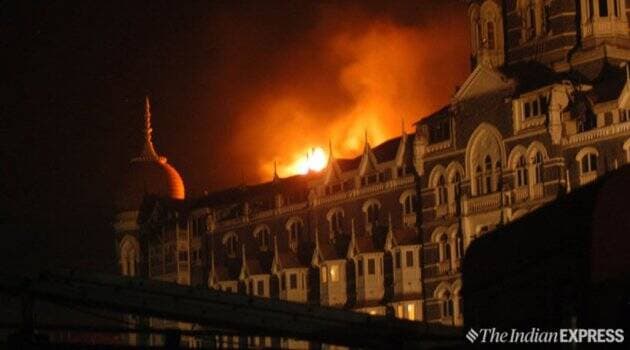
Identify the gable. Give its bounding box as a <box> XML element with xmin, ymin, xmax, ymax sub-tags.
<box><xmin>454</xmin><ymin>64</ymin><xmax>511</xmax><ymax>102</ymax></box>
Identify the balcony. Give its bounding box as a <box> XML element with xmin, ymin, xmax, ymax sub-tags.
<box><xmin>563</xmin><ymin>120</ymin><xmax>630</xmax><ymax>146</ymax></box>
<box><xmin>463</xmin><ymin>192</ymin><xmax>502</xmax><ymax>215</ymax></box>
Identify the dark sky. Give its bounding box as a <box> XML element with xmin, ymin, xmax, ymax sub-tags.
<box><xmin>2</xmin><ymin>1</ymin><xmax>469</xmax><ymax>273</ymax></box>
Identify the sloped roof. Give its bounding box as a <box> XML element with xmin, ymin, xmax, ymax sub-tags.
<box><xmin>391</xmin><ymin>227</ymin><xmax>420</xmax><ymax>246</ymax></box>
<box><xmin>214</xmin><ymin>259</ymin><xmax>241</xmax><ymax>282</ymax></box>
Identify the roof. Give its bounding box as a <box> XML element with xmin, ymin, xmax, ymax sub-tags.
<box><xmin>588</xmin><ymin>63</ymin><xmax>627</xmax><ymax>104</ymax></box>
<box><xmin>500</xmin><ymin>61</ymin><xmax>562</xmax><ymax>95</ymax></box>
<box><xmin>414</xmin><ymin>105</ymin><xmax>450</xmax><ymax>125</ymax></box>
<box><xmin>391</xmin><ymin>227</ymin><xmax>420</xmax><ymax>246</ymax></box>
<box><xmin>213</xmin><ymin>259</ymin><xmax>241</xmax><ymax>282</ymax></box>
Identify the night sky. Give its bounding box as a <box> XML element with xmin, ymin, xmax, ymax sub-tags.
<box><xmin>2</xmin><ymin>1</ymin><xmax>468</xmax><ymax>273</ymax></box>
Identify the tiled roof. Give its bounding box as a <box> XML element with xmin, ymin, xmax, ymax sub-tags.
<box><xmin>372</xmin><ymin>136</ymin><xmax>402</xmax><ymax>163</ymax></box>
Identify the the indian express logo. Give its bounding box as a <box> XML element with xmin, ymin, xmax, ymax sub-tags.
<box><xmin>465</xmin><ymin>328</ymin><xmax>624</xmax><ymax>344</ymax></box>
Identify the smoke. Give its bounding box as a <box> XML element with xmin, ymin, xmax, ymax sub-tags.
<box><xmin>223</xmin><ymin>1</ymin><xmax>470</xmax><ymax>182</ymax></box>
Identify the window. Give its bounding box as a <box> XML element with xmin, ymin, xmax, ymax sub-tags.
<box><xmin>406</xmin><ymin>251</ymin><xmax>414</xmax><ymax>267</ymax></box>
<box><xmin>516</xmin><ymin>156</ymin><xmax>528</xmax><ymax>187</ymax></box>
<box><xmin>281</xmin><ymin>274</ymin><xmax>286</xmax><ymax>291</ymax></box>
<box><xmin>396</xmin><ymin>304</ymin><xmax>404</xmax><ymax>318</ymax></box>
<box><xmin>407</xmin><ymin>303</ymin><xmax>416</xmax><ymax>321</ymax></box>
<box><xmin>288</xmin><ymin>220</ymin><xmax>303</xmax><ymax>252</ymax></box>
<box><xmin>604</xmin><ymin>112</ymin><xmax>613</xmax><ymax>126</ymax></box>
<box><xmin>330</xmin><ymin>264</ymin><xmax>339</xmax><ymax>282</ymax></box>
<box><xmin>257</xmin><ymin>227</ymin><xmax>270</xmax><ymax>251</ymax></box>
<box><xmin>367</xmin><ymin>258</ymin><xmax>376</xmax><ymax>275</ymax></box>
<box><xmin>224</xmin><ymin>233</ymin><xmax>238</xmax><ymax>258</ymax></box>
<box><xmin>395</xmin><ymin>251</ymin><xmax>401</xmax><ymax>269</ymax></box>
<box><xmin>289</xmin><ymin>273</ymin><xmax>298</xmax><ymax>290</ymax></box>
<box><xmin>402</xmin><ymin>193</ymin><xmax>417</xmax><ymax>215</ymax></box>
<box><xmin>486</xmin><ymin>21</ymin><xmax>495</xmax><ymax>49</ymax></box>
<box><xmin>475</xmin><ymin>165</ymin><xmax>483</xmax><ymax>195</ymax></box>
<box><xmin>456</xmin><ymin>237</ymin><xmax>464</xmax><ymax>259</ymax></box>
<box><xmin>436</xmin><ymin>175</ymin><xmax>447</xmax><ymax>205</ymax></box>
<box><xmin>581</xmin><ymin>153</ymin><xmax>598</xmax><ymax>173</ymax></box>
<box><xmin>484</xmin><ymin>155</ymin><xmax>493</xmax><ymax>194</ymax></box>
<box><xmin>620</xmin><ymin>109</ymin><xmax>630</xmax><ymax>122</ymax></box>
<box><xmin>524</xmin><ymin>102</ymin><xmax>531</xmax><ymax>118</ymax></box>
<box><xmin>257</xmin><ymin>280</ymin><xmax>264</xmax><ymax>296</ymax></box>
<box><xmin>588</xmin><ymin>0</ymin><xmax>595</xmax><ymax>19</ymax></box>
<box><xmin>358</xmin><ymin>258</ymin><xmax>364</xmax><ymax>276</ymax></box>
<box><xmin>321</xmin><ymin>266</ymin><xmax>327</xmax><ymax>283</ymax></box>
<box><xmin>614</xmin><ymin>0</ymin><xmax>620</xmax><ymax>16</ymax></box>
<box><xmin>442</xmin><ymin>291</ymin><xmax>454</xmax><ymax>318</ymax></box>
<box><xmin>192</xmin><ymin>216</ymin><xmax>206</xmax><ymax>237</ymax></box>
<box><xmin>532</xmin><ymin>152</ymin><xmax>543</xmax><ymax>184</ymax></box>
<box><xmin>329</xmin><ymin>210</ymin><xmax>344</xmax><ymax>237</ymax></box>
<box><xmin>429</xmin><ymin>118</ymin><xmax>450</xmax><ymax>143</ymax></box>
<box><xmin>599</xmin><ymin>0</ymin><xmax>608</xmax><ymax>17</ymax></box>
<box><xmin>366</xmin><ymin>202</ymin><xmax>380</xmax><ymax>227</ymax></box>
<box><xmin>440</xmin><ymin>234</ymin><xmax>451</xmax><ymax>262</ymax></box>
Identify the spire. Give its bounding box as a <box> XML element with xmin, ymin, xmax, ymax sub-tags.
<box><xmin>328</xmin><ymin>139</ymin><xmax>334</xmax><ymax>160</ymax></box>
<box><xmin>314</xmin><ymin>227</ymin><xmax>320</xmax><ymax>250</ymax></box>
<box><xmin>135</xmin><ymin>96</ymin><xmax>161</xmax><ymax>162</ymax></box>
<box><xmin>273</xmin><ymin>235</ymin><xmax>279</xmax><ymax>262</ymax></box>
<box><xmin>273</xmin><ymin>160</ymin><xmax>280</xmax><ymax>182</ymax></box>
<box><xmin>388</xmin><ymin>212</ymin><xmax>393</xmax><ymax>233</ymax></box>
<box><xmin>401</xmin><ymin>117</ymin><xmax>406</xmax><ymax>136</ymax></box>
<box><xmin>351</xmin><ymin>218</ymin><xmax>356</xmax><ymax>238</ymax></box>
<box><xmin>209</xmin><ymin>246</ymin><xmax>216</xmax><ymax>283</ymax></box>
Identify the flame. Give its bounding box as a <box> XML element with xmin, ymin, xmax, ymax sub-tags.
<box><xmin>228</xmin><ymin>5</ymin><xmax>469</xmax><ymax>182</ymax></box>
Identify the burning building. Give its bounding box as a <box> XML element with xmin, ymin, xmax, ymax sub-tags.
<box><xmin>114</xmin><ymin>0</ymin><xmax>630</xmax><ymax>347</ymax></box>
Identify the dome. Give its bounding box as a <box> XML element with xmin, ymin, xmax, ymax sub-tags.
<box><xmin>116</xmin><ymin>158</ymin><xmax>185</xmax><ymax>212</ymax></box>
<box><xmin>115</xmin><ymin>97</ymin><xmax>185</xmax><ymax>213</ymax></box>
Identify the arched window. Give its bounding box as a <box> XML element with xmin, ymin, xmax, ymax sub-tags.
<box><xmin>484</xmin><ymin>155</ymin><xmax>493</xmax><ymax>194</ymax></box>
<box><xmin>366</xmin><ymin>203</ymin><xmax>380</xmax><ymax>226</ymax></box>
<box><xmin>475</xmin><ymin>165</ymin><xmax>483</xmax><ymax>195</ymax></box>
<box><xmin>486</xmin><ymin>21</ymin><xmax>495</xmax><ymax>49</ymax></box>
<box><xmin>329</xmin><ymin>210</ymin><xmax>344</xmax><ymax>237</ymax></box>
<box><xmin>223</xmin><ymin>233</ymin><xmax>238</xmax><ymax>258</ymax></box>
<box><xmin>581</xmin><ymin>153</ymin><xmax>598</xmax><ymax>174</ymax></box>
<box><xmin>532</xmin><ymin>152</ymin><xmax>543</xmax><ymax>184</ymax></box>
<box><xmin>402</xmin><ymin>193</ymin><xmax>417</xmax><ymax>216</ymax></box>
<box><xmin>436</xmin><ymin>175</ymin><xmax>447</xmax><ymax>205</ymax></box>
<box><xmin>442</xmin><ymin>291</ymin><xmax>454</xmax><ymax>318</ymax></box>
<box><xmin>440</xmin><ymin>234</ymin><xmax>451</xmax><ymax>262</ymax></box>
<box><xmin>255</xmin><ymin>226</ymin><xmax>271</xmax><ymax>251</ymax></box>
<box><xmin>516</xmin><ymin>155</ymin><xmax>528</xmax><ymax>187</ymax></box>
<box><xmin>288</xmin><ymin>220</ymin><xmax>304</xmax><ymax>252</ymax></box>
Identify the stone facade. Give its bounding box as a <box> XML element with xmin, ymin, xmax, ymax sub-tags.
<box><xmin>114</xmin><ymin>1</ymin><xmax>630</xmax><ymax>347</ymax></box>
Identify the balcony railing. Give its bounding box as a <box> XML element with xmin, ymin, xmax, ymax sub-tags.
<box><xmin>463</xmin><ymin>192</ymin><xmax>501</xmax><ymax>215</ymax></box>
<box><xmin>563</xmin><ymin>120</ymin><xmax>630</xmax><ymax>146</ymax></box>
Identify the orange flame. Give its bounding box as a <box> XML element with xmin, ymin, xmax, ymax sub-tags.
<box><xmin>230</xmin><ymin>7</ymin><xmax>469</xmax><ymax>182</ymax></box>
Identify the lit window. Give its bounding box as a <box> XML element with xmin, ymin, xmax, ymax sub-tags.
<box><xmin>321</xmin><ymin>265</ymin><xmax>327</xmax><ymax>283</ymax></box>
<box><xmin>396</xmin><ymin>304</ymin><xmax>404</xmax><ymax>318</ymax></box>
<box><xmin>407</xmin><ymin>303</ymin><xmax>416</xmax><ymax>321</ymax></box>
<box><xmin>330</xmin><ymin>264</ymin><xmax>339</xmax><ymax>282</ymax></box>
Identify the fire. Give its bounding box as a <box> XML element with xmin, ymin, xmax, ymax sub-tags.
<box><xmin>291</xmin><ymin>147</ymin><xmax>328</xmax><ymax>175</ymax></box>
<box><xmin>226</xmin><ymin>5</ymin><xmax>469</xmax><ymax>183</ymax></box>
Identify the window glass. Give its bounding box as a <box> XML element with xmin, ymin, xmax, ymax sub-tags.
<box><xmin>358</xmin><ymin>258</ymin><xmax>364</xmax><ymax>276</ymax></box>
<box><xmin>289</xmin><ymin>273</ymin><xmax>298</xmax><ymax>289</ymax></box>
<box><xmin>257</xmin><ymin>280</ymin><xmax>264</xmax><ymax>296</ymax></box>
<box><xmin>321</xmin><ymin>266</ymin><xmax>327</xmax><ymax>283</ymax></box>
<box><xmin>395</xmin><ymin>251</ymin><xmax>401</xmax><ymax>269</ymax></box>
<box><xmin>406</xmin><ymin>250</ymin><xmax>414</xmax><ymax>267</ymax></box>
<box><xmin>599</xmin><ymin>0</ymin><xmax>609</xmax><ymax>17</ymax></box>
<box><xmin>407</xmin><ymin>303</ymin><xmax>416</xmax><ymax>321</ymax></box>
<box><xmin>367</xmin><ymin>258</ymin><xmax>376</xmax><ymax>275</ymax></box>
<box><xmin>330</xmin><ymin>264</ymin><xmax>339</xmax><ymax>282</ymax></box>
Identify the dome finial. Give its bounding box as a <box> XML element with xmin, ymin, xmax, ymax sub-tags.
<box><xmin>135</xmin><ymin>96</ymin><xmax>161</xmax><ymax>162</ymax></box>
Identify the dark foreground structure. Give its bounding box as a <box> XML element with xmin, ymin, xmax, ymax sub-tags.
<box><xmin>463</xmin><ymin>165</ymin><xmax>630</xmax><ymax>332</ymax></box>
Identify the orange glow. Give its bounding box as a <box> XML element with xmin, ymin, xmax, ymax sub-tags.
<box><xmin>290</xmin><ymin>147</ymin><xmax>328</xmax><ymax>175</ymax></box>
<box><xmin>229</xmin><ymin>5</ymin><xmax>469</xmax><ymax>181</ymax></box>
